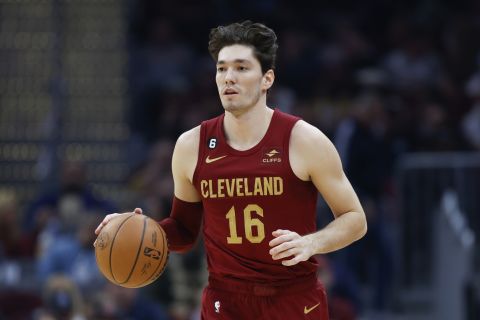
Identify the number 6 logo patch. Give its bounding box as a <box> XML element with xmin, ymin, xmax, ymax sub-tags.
<box><xmin>208</xmin><ymin>138</ymin><xmax>217</xmax><ymax>149</ymax></box>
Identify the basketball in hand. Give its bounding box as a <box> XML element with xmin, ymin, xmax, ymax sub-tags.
<box><xmin>95</xmin><ymin>213</ymin><xmax>168</xmax><ymax>288</ymax></box>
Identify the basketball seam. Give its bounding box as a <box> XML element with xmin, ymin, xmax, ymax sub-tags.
<box><xmin>136</xmin><ymin>223</ymin><xmax>169</xmax><ymax>287</ymax></box>
<box><xmin>109</xmin><ymin>214</ymin><xmax>136</xmax><ymax>283</ymax></box>
<box><xmin>119</xmin><ymin>215</ymin><xmax>147</xmax><ymax>285</ymax></box>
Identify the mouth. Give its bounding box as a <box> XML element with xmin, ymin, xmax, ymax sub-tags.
<box><xmin>223</xmin><ymin>88</ymin><xmax>239</xmax><ymax>96</ymax></box>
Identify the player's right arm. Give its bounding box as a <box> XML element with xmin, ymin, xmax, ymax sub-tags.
<box><xmin>95</xmin><ymin>127</ymin><xmax>203</xmax><ymax>253</ymax></box>
<box><xmin>170</xmin><ymin>126</ymin><xmax>201</xmax><ymax>202</ymax></box>
<box><xmin>157</xmin><ymin>126</ymin><xmax>204</xmax><ymax>252</ymax></box>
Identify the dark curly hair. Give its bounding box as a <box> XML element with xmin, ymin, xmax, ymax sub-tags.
<box><xmin>208</xmin><ymin>20</ymin><xmax>278</xmax><ymax>74</ymax></box>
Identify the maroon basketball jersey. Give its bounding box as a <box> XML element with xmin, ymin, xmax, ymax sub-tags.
<box><xmin>193</xmin><ymin>109</ymin><xmax>319</xmax><ymax>282</ymax></box>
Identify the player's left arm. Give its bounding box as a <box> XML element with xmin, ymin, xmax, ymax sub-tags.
<box><xmin>269</xmin><ymin>120</ymin><xmax>367</xmax><ymax>266</ymax></box>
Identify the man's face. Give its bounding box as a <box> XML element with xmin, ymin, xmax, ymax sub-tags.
<box><xmin>215</xmin><ymin>44</ymin><xmax>272</xmax><ymax>113</ymax></box>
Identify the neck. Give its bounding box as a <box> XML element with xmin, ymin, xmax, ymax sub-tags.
<box><xmin>223</xmin><ymin>105</ymin><xmax>274</xmax><ymax>151</ymax></box>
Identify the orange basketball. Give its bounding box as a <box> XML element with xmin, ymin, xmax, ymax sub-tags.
<box><xmin>95</xmin><ymin>213</ymin><xmax>168</xmax><ymax>288</ymax></box>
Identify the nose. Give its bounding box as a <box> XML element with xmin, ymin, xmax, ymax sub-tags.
<box><xmin>225</xmin><ymin>68</ymin><xmax>236</xmax><ymax>84</ymax></box>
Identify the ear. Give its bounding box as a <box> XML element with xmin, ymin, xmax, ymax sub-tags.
<box><xmin>262</xmin><ymin>69</ymin><xmax>275</xmax><ymax>92</ymax></box>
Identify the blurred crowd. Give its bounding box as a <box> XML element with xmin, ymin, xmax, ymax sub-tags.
<box><xmin>2</xmin><ymin>0</ymin><xmax>480</xmax><ymax>319</ymax></box>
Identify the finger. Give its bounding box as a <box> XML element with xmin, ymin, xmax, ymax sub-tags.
<box><xmin>269</xmin><ymin>241</ymin><xmax>295</xmax><ymax>257</ymax></box>
<box><xmin>271</xmin><ymin>247</ymin><xmax>297</xmax><ymax>261</ymax></box>
<box><xmin>268</xmin><ymin>235</ymin><xmax>290</xmax><ymax>247</ymax></box>
<box><xmin>269</xmin><ymin>232</ymin><xmax>297</xmax><ymax>247</ymax></box>
<box><xmin>93</xmin><ymin>239</ymin><xmax>97</xmax><ymax>248</ymax></box>
<box><xmin>95</xmin><ymin>224</ymin><xmax>103</xmax><ymax>235</ymax></box>
<box><xmin>94</xmin><ymin>214</ymin><xmax>116</xmax><ymax>235</ymax></box>
<box><xmin>133</xmin><ymin>208</ymin><xmax>143</xmax><ymax>214</ymax></box>
<box><xmin>282</xmin><ymin>251</ymin><xmax>310</xmax><ymax>266</ymax></box>
<box><xmin>95</xmin><ymin>218</ymin><xmax>108</xmax><ymax>235</ymax></box>
<box><xmin>282</xmin><ymin>257</ymin><xmax>299</xmax><ymax>266</ymax></box>
<box><xmin>272</xmin><ymin>229</ymin><xmax>289</xmax><ymax>237</ymax></box>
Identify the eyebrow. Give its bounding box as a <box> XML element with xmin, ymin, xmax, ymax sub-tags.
<box><xmin>217</xmin><ymin>59</ymin><xmax>251</xmax><ymax>65</ymax></box>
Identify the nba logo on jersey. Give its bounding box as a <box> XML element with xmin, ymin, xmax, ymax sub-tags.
<box><xmin>214</xmin><ymin>301</ymin><xmax>221</xmax><ymax>313</ymax></box>
<box><xmin>262</xmin><ymin>147</ymin><xmax>282</xmax><ymax>164</ymax></box>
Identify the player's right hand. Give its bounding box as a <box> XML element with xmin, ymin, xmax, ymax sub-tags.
<box><xmin>93</xmin><ymin>208</ymin><xmax>143</xmax><ymax>244</ymax></box>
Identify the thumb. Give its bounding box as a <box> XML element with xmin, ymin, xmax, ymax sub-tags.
<box><xmin>133</xmin><ymin>208</ymin><xmax>143</xmax><ymax>215</ymax></box>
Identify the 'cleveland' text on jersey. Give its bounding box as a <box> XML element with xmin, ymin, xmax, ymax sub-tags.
<box><xmin>200</xmin><ymin>176</ymin><xmax>283</xmax><ymax>198</ymax></box>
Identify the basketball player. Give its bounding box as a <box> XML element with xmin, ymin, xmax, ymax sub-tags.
<box><xmin>96</xmin><ymin>21</ymin><xmax>367</xmax><ymax>319</ymax></box>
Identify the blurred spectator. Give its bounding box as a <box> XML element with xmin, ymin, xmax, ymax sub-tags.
<box><xmin>36</xmin><ymin>214</ymin><xmax>105</xmax><ymax>293</ymax></box>
<box><xmin>0</xmin><ymin>190</ymin><xmax>39</xmax><ymax>313</ymax></box>
<box><xmin>382</xmin><ymin>23</ymin><xmax>443</xmax><ymax>92</ymax></box>
<box><xmin>334</xmin><ymin>92</ymin><xmax>391</xmax><ymax>200</ymax></box>
<box><xmin>0</xmin><ymin>190</ymin><xmax>35</xmax><ymax>259</ymax></box>
<box><xmin>24</xmin><ymin>161</ymin><xmax>116</xmax><ymax>256</ymax></box>
<box><xmin>89</xmin><ymin>283</ymin><xmax>170</xmax><ymax>319</ymax></box>
<box><xmin>33</xmin><ymin>275</ymin><xmax>86</xmax><ymax>320</ymax></box>
<box><xmin>413</xmin><ymin>98</ymin><xmax>462</xmax><ymax>151</ymax></box>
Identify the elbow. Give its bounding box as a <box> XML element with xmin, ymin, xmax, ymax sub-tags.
<box><xmin>357</xmin><ymin>214</ymin><xmax>368</xmax><ymax>240</ymax></box>
<box><xmin>359</xmin><ymin>222</ymin><xmax>368</xmax><ymax>239</ymax></box>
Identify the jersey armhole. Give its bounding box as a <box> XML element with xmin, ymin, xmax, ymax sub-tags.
<box><xmin>283</xmin><ymin>118</ymin><xmax>311</xmax><ymax>182</ymax></box>
<box><xmin>192</xmin><ymin>121</ymin><xmax>207</xmax><ymax>186</ymax></box>
<box><xmin>283</xmin><ymin>118</ymin><xmax>299</xmax><ymax>174</ymax></box>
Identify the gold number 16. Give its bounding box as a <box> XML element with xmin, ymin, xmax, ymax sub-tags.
<box><xmin>226</xmin><ymin>204</ymin><xmax>265</xmax><ymax>244</ymax></box>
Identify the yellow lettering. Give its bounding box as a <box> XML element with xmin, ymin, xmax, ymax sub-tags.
<box><xmin>254</xmin><ymin>177</ymin><xmax>263</xmax><ymax>196</ymax></box>
<box><xmin>226</xmin><ymin>206</ymin><xmax>242</xmax><ymax>244</ymax></box>
<box><xmin>244</xmin><ymin>178</ymin><xmax>252</xmax><ymax>196</ymax></box>
<box><xmin>263</xmin><ymin>177</ymin><xmax>273</xmax><ymax>195</ymax></box>
<box><xmin>201</xmin><ymin>180</ymin><xmax>209</xmax><ymax>198</ymax></box>
<box><xmin>217</xmin><ymin>179</ymin><xmax>225</xmax><ymax>198</ymax></box>
<box><xmin>208</xmin><ymin>180</ymin><xmax>217</xmax><ymax>198</ymax></box>
<box><xmin>201</xmin><ymin>176</ymin><xmax>283</xmax><ymax>198</ymax></box>
<box><xmin>274</xmin><ymin>177</ymin><xmax>283</xmax><ymax>195</ymax></box>
<box><xmin>236</xmin><ymin>178</ymin><xmax>244</xmax><ymax>196</ymax></box>
<box><xmin>225</xmin><ymin>179</ymin><xmax>235</xmax><ymax>197</ymax></box>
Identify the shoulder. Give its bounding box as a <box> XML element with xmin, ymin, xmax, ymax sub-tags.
<box><xmin>174</xmin><ymin>126</ymin><xmax>201</xmax><ymax>156</ymax></box>
<box><xmin>176</xmin><ymin>125</ymin><xmax>201</xmax><ymax>147</ymax></box>
<box><xmin>291</xmin><ymin>120</ymin><xmax>333</xmax><ymax>152</ymax></box>
<box><xmin>175</xmin><ymin>113</ymin><xmax>221</xmax><ymax>153</ymax></box>
<box><xmin>289</xmin><ymin>120</ymin><xmax>340</xmax><ymax>180</ymax></box>
<box><xmin>172</xmin><ymin>126</ymin><xmax>201</xmax><ymax>180</ymax></box>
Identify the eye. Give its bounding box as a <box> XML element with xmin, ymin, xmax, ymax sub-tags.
<box><xmin>237</xmin><ymin>66</ymin><xmax>248</xmax><ymax>71</ymax></box>
<box><xmin>217</xmin><ymin>67</ymin><xmax>225</xmax><ymax>72</ymax></box>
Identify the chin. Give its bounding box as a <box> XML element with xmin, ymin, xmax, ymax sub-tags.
<box><xmin>222</xmin><ymin>102</ymin><xmax>241</xmax><ymax>112</ymax></box>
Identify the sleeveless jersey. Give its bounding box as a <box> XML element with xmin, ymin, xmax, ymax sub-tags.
<box><xmin>193</xmin><ymin>109</ymin><xmax>319</xmax><ymax>282</ymax></box>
